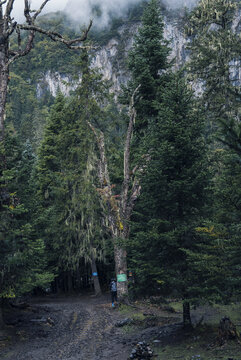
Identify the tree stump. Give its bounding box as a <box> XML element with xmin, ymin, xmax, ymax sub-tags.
<box><xmin>217</xmin><ymin>316</ymin><xmax>240</xmax><ymax>346</ymax></box>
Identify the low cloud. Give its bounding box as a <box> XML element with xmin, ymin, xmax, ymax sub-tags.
<box><xmin>8</xmin><ymin>0</ymin><xmax>198</xmax><ymax>26</ymax></box>
<box><xmin>7</xmin><ymin>0</ymin><xmax>68</xmax><ymax>22</ymax></box>
<box><xmin>64</xmin><ymin>0</ymin><xmax>143</xmax><ymax>28</ymax></box>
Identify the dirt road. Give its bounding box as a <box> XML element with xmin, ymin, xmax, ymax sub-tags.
<box><xmin>0</xmin><ymin>295</ymin><xmax>135</xmax><ymax>360</ymax></box>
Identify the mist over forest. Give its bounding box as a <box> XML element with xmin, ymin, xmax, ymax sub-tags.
<box><xmin>12</xmin><ymin>0</ymin><xmax>198</xmax><ymax>26</ymax></box>
<box><xmin>0</xmin><ymin>0</ymin><xmax>241</xmax><ymax>359</ymax></box>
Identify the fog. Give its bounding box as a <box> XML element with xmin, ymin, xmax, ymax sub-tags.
<box><xmin>8</xmin><ymin>0</ymin><xmax>198</xmax><ymax>25</ymax></box>
<box><xmin>64</xmin><ymin>0</ymin><xmax>143</xmax><ymax>28</ymax></box>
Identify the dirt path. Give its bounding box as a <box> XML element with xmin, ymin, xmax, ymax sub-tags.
<box><xmin>0</xmin><ymin>295</ymin><xmax>134</xmax><ymax>360</ymax></box>
<box><xmin>0</xmin><ymin>294</ymin><xmax>186</xmax><ymax>360</ymax></box>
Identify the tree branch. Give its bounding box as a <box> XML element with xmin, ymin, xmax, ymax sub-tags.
<box><xmin>126</xmin><ymin>153</ymin><xmax>151</xmax><ymax>220</ymax></box>
<box><xmin>18</xmin><ymin>20</ymin><xmax>93</xmax><ymax>49</ymax></box>
<box><xmin>4</xmin><ymin>0</ymin><xmax>14</xmax><ymax>31</ymax></box>
<box><xmin>5</xmin><ymin>0</ymin><xmax>14</xmax><ymax>17</ymax></box>
<box><xmin>86</xmin><ymin>121</ymin><xmax>111</xmax><ymax>188</ymax></box>
<box><xmin>121</xmin><ymin>85</ymin><xmax>140</xmax><ymax>217</ymax></box>
<box><xmin>6</xmin><ymin>19</ymin><xmax>17</xmax><ymax>36</ymax></box>
<box><xmin>32</xmin><ymin>0</ymin><xmax>50</xmax><ymax>21</ymax></box>
<box><xmin>8</xmin><ymin>30</ymin><xmax>35</xmax><ymax>66</ymax></box>
<box><xmin>6</xmin><ymin>1</ymin><xmax>92</xmax><ymax>66</ymax></box>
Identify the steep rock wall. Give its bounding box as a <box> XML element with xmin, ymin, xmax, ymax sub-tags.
<box><xmin>37</xmin><ymin>9</ymin><xmax>240</xmax><ymax>98</ymax></box>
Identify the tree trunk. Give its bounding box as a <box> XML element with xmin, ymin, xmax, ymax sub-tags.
<box><xmin>91</xmin><ymin>255</ymin><xmax>102</xmax><ymax>296</ymax></box>
<box><xmin>67</xmin><ymin>272</ymin><xmax>73</xmax><ymax>293</ymax></box>
<box><xmin>0</xmin><ymin>15</ymin><xmax>9</xmax><ymax>143</ymax></box>
<box><xmin>183</xmin><ymin>301</ymin><xmax>192</xmax><ymax>328</ymax></box>
<box><xmin>0</xmin><ymin>299</ymin><xmax>5</xmax><ymax>331</ymax></box>
<box><xmin>114</xmin><ymin>240</ymin><xmax>128</xmax><ymax>300</ymax></box>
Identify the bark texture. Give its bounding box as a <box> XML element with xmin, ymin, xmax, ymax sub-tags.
<box><xmin>183</xmin><ymin>302</ymin><xmax>192</xmax><ymax>328</ymax></box>
<box><xmin>88</xmin><ymin>86</ymin><xmax>148</xmax><ymax>300</ymax></box>
<box><xmin>0</xmin><ymin>299</ymin><xmax>4</xmax><ymax>330</ymax></box>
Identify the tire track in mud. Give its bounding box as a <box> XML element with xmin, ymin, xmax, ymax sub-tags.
<box><xmin>1</xmin><ymin>297</ymin><xmax>130</xmax><ymax>360</ymax></box>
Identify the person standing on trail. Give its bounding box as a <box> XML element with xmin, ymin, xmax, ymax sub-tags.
<box><xmin>110</xmin><ymin>278</ymin><xmax>117</xmax><ymax>307</ymax></box>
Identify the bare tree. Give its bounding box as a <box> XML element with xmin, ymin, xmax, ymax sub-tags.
<box><xmin>88</xmin><ymin>86</ymin><xmax>149</xmax><ymax>299</ymax></box>
<box><xmin>0</xmin><ymin>0</ymin><xmax>92</xmax><ymax>142</ymax></box>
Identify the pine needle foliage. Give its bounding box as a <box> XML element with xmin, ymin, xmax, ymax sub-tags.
<box><xmin>36</xmin><ymin>51</ymin><xmax>109</xmax><ymax>277</ymax></box>
<box><xmin>187</xmin><ymin>0</ymin><xmax>241</xmax><ymax>132</ymax></box>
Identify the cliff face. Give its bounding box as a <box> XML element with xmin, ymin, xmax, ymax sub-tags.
<box><xmin>37</xmin><ymin>8</ymin><xmax>240</xmax><ymax>98</ymax></box>
<box><xmin>37</xmin><ymin>15</ymin><xmax>188</xmax><ymax>97</ymax></box>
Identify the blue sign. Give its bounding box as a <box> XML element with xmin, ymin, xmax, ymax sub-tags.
<box><xmin>92</xmin><ymin>272</ymin><xmax>98</xmax><ymax>276</ymax></box>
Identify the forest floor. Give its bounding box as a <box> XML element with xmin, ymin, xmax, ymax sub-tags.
<box><xmin>0</xmin><ymin>293</ymin><xmax>240</xmax><ymax>360</ymax></box>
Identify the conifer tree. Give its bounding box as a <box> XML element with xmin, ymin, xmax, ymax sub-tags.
<box><xmin>187</xmin><ymin>0</ymin><xmax>241</xmax><ymax>130</ymax></box>
<box><xmin>129</xmin><ymin>74</ymin><xmax>210</xmax><ymax>326</ymax></box>
<box><xmin>37</xmin><ymin>51</ymin><xmax>109</xmax><ymax>294</ymax></box>
<box><xmin>122</xmin><ymin>0</ymin><xmax>171</xmax><ymax>135</ymax></box>
<box><xmin>0</xmin><ymin>129</ymin><xmax>53</xmax><ymax>329</ymax></box>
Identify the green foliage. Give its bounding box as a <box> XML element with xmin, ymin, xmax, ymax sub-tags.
<box><xmin>36</xmin><ymin>52</ymin><xmax>110</xmax><ymax>276</ymax></box>
<box><xmin>121</xmin><ymin>0</ymin><xmax>171</xmax><ymax>135</ymax></box>
<box><xmin>129</xmin><ymin>74</ymin><xmax>211</xmax><ymax>302</ymax></box>
<box><xmin>187</xmin><ymin>0</ymin><xmax>241</xmax><ymax>130</ymax></box>
<box><xmin>0</xmin><ymin>130</ymin><xmax>53</xmax><ymax>298</ymax></box>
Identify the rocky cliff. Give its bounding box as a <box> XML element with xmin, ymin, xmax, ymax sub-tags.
<box><xmin>37</xmin><ymin>6</ymin><xmax>240</xmax><ymax>98</ymax></box>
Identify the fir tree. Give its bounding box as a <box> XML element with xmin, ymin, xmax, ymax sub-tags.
<box><xmin>122</xmin><ymin>0</ymin><xmax>171</xmax><ymax>135</ymax></box>
<box><xmin>187</xmin><ymin>0</ymin><xmax>241</xmax><ymax>130</ymax></box>
<box><xmin>0</xmin><ymin>129</ymin><xmax>53</xmax><ymax>329</ymax></box>
<box><xmin>129</xmin><ymin>74</ymin><xmax>210</xmax><ymax>326</ymax></box>
<box><xmin>36</xmin><ymin>52</ymin><xmax>109</xmax><ymax>294</ymax></box>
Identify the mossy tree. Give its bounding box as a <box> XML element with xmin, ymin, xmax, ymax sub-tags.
<box><xmin>187</xmin><ymin>0</ymin><xmax>241</xmax><ymax>133</ymax></box>
<box><xmin>36</xmin><ymin>50</ymin><xmax>110</xmax><ymax>295</ymax></box>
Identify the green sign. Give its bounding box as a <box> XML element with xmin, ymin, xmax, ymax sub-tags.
<box><xmin>117</xmin><ymin>274</ymin><xmax>127</xmax><ymax>282</ymax></box>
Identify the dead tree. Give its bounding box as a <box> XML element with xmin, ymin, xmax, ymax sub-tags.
<box><xmin>0</xmin><ymin>0</ymin><xmax>92</xmax><ymax>143</ymax></box>
<box><xmin>88</xmin><ymin>86</ymin><xmax>149</xmax><ymax>299</ymax></box>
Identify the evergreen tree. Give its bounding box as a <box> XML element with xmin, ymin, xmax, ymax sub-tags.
<box><xmin>187</xmin><ymin>0</ymin><xmax>241</xmax><ymax>130</ymax></box>
<box><xmin>36</xmin><ymin>52</ymin><xmax>109</xmax><ymax>293</ymax></box>
<box><xmin>0</xmin><ymin>129</ymin><xmax>53</xmax><ymax>328</ymax></box>
<box><xmin>122</xmin><ymin>0</ymin><xmax>171</xmax><ymax>135</ymax></box>
<box><xmin>129</xmin><ymin>74</ymin><xmax>210</xmax><ymax>326</ymax></box>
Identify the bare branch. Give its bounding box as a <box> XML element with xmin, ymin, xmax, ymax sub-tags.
<box><xmin>8</xmin><ymin>30</ymin><xmax>35</xmax><ymax>66</ymax></box>
<box><xmin>33</xmin><ymin>0</ymin><xmax>50</xmax><ymax>21</ymax></box>
<box><xmin>24</xmin><ymin>0</ymin><xmax>32</xmax><ymax>25</ymax></box>
<box><xmin>126</xmin><ymin>154</ymin><xmax>150</xmax><ymax>220</ymax></box>
<box><xmin>87</xmin><ymin>121</ymin><xmax>111</xmax><ymax>188</ymax></box>
<box><xmin>18</xmin><ymin>20</ymin><xmax>93</xmax><ymax>49</ymax></box>
<box><xmin>16</xmin><ymin>26</ymin><xmax>21</xmax><ymax>51</ymax></box>
<box><xmin>4</xmin><ymin>0</ymin><xmax>14</xmax><ymax>17</ymax></box>
<box><xmin>4</xmin><ymin>0</ymin><xmax>14</xmax><ymax>31</ymax></box>
<box><xmin>122</xmin><ymin>85</ymin><xmax>141</xmax><ymax>216</ymax></box>
<box><xmin>6</xmin><ymin>19</ymin><xmax>17</xmax><ymax>36</ymax></box>
<box><xmin>126</xmin><ymin>179</ymin><xmax>141</xmax><ymax>220</ymax></box>
<box><xmin>0</xmin><ymin>1</ymin><xmax>7</xmax><ymax>6</ymax></box>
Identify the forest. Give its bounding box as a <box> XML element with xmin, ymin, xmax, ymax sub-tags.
<box><xmin>0</xmin><ymin>0</ymin><xmax>241</xmax><ymax>358</ymax></box>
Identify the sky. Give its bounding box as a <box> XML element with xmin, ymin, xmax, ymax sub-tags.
<box><xmin>9</xmin><ymin>0</ymin><xmax>198</xmax><ymax>26</ymax></box>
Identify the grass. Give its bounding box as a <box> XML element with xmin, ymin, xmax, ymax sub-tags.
<box><xmin>154</xmin><ymin>301</ymin><xmax>241</xmax><ymax>360</ymax></box>
<box><xmin>118</xmin><ymin>299</ymin><xmax>241</xmax><ymax>360</ymax></box>
<box><xmin>155</xmin><ymin>326</ymin><xmax>241</xmax><ymax>360</ymax></box>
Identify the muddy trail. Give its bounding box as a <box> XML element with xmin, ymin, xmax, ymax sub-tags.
<box><xmin>0</xmin><ymin>294</ymin><xmax>182</xmax><ymax>360</ymax></box>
